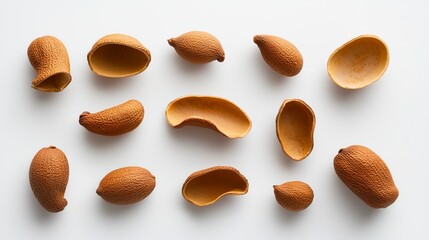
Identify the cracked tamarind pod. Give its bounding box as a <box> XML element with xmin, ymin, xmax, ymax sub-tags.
<box><xmin>97</xmin><ymin>167</ymin><xmax>156</xmax><ymax>205</ymax></box>
<box><xmin>27</xmin><ymin>36</ymin><xmax>72</xmax><ymax>92</ymax></box>
<box><xmin>168</xmin><ymin>31</ymin><xmax>225</xmax><ymax>64</ymax></box>
<box><xmin>79</xmin><ymin>99</ymin><xmax>144</xmax><ymax>136</ymax></box>
<box><xmin>334</xmin><ymin>145</ymin><xmax>399</xmax><ymax>208</ymax></box>
<box><xmin>273</xmin><ymin>181</ymin><xmax>314</xmax><ymax>211</ymax></box>
<box><xmin>254</xmin><ymin>34</ymin><xmax>303</xmax><ymax>77</ymax></box>
<box><xmin>29</xmin><ymin>146</ymin><xmax>69</xmax><ymax>212</ymax></box>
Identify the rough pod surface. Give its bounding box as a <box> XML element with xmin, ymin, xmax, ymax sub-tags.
<box><xmin>168</xmin><ymin>31</ymin><xmax>225</xmax><ymax>64</ymax></box>
<box><xmin>29</xmin><ymin>146</ymin><xmax>69</xmax><ymax>212</ymax></box>
<box><xmin>334</xmin><ymin>145</ymin><xmax>399</xmax><ymax>208</ymax></box>
<box><xmin>274</xmin><ymin>181</ymin><xmax>314</xmax><ymax>211</ymax></box>
<box><xmin>97</xmin><ymin>166</ymin><xmax>156</xmax><ymax>205</ymax></box>
<box><xmin>327</xmin><ymin>35</ymin><xmax>389</xmax><ymax>89</ymax></box>
<box><xmin>87</xmin><ymin>34</ymin><xmax>151</xmax><ymax>78</ymax></box>
<box><xmin>166</xmin><ymin>95</ymin><xmax>251</xmax><ymax>138</ymax></box>
<box><xmin>27</xmin><ymin>36</ymin><xmax>72</xmax><ymax>92</ymax></box>
<box><xmin>79</xmin><ymin>99</ymin><xmax>144</xmax><ymax>136</ymax></box>
<box><xmin>276</xmin><ymin>99</ymin><xmax>315</xmax><ymax>160</ymax></box>
<box><xmin>182</xmin><ymin>166</ymin><xmax>249</xmax><ymax>207</ymax></box>
<box><xmin>254</xmin><ymin>34</ymin><xmax>303</xmax><ymax>76</ymax></box>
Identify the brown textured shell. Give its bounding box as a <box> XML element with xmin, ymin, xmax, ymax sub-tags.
<box><xmin>327</xmin><ymin>35</ymin><xmax>389</xmax><ymax>89</ymax></box>
<box><xmin>168</xmin><ymin>31</ymin><xmax>225</xmax><ymax>64</ymax></box>
<box><xmin>334</xmin><ymin>145</ymin><xmax>399</xmax><ymax>208</ymax></box>
<box><xmin>27</xmin><ymin>36</ymin><xmax>72</xmax><ymax>92</ymax></box>
<box><xmin>276</xmin><ymin>99</ymin><xmax>315</xmax><ymax>161</ymax></box>
<box><xmin>79</xmin><ymin>99</ymin><xmax>144</xmax><ymax>136</ymax></box>
<box><xmin>29</xmin><ymin>146</ymin><xmax>69</xmax><ymax>212</ymax></box>
<box><xmin>165</xmin><ymin>95</ymin><xmax>251</xmax><ymax>138</ymax></box>
<box><xmin>273</xmin><ymin>181</ymin><xmax>314</xmax><ymax>211</ymax></box>
<box><xmin>254</xmin><ymin>35</ymin><xmax>303</xmax><ymax>76</ymax></box>
<box><xmin>87</xmin><ymin>34</ymin><xmax>151</xmax><ymax>78</ymax></box>
<box><xmin>97</xmin><ymin>166</ymin><xmax>156</xmax><ymax>205</ymax></box>
<box><xmin>182</xmin><ymin>166</ymin><xmax>249</xmax><ymax>207</ymax></box>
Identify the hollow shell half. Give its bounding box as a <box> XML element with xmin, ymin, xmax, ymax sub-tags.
<box><xmin>87</xmin><ymin>34</ymin><xmax>151</xmax><ymax>78</ymax></box>
<box><xmin>182</xmin><ymin>166</ymin><xmax>249</xmax><ymax>207</ymax></box>
<box><xmin>327</xmin><ymin>35</ymin><xmax>389</xmax><ymax>89</ymax></box>
<box><xmin>276</xmin><ymin>99</ymin><xmax>315</xmax><ymax>161</ymax></box>
<box><xmin>165</xmin><ymin>95</ymin><xmax>251</xmax><ymax>138</ymax></box>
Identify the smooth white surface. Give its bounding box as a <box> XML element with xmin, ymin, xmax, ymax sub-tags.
<box><xmin>1</xmin><ymin>0</ymin><xmax>427</xmax><ymax>239</ymax></box>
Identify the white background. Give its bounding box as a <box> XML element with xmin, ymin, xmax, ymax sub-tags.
<box><xmin>1</xmin><ymin>0</ymin><xmax>427</xmax><ymax>239</ymax></box>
